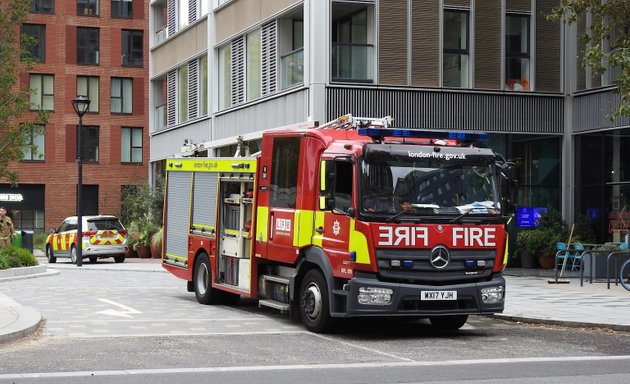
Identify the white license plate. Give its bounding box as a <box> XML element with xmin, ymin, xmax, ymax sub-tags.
<box><xmin>421</xmin><ymin>290</ymin><xmax>457</xmax><ymax>301</ymax></box>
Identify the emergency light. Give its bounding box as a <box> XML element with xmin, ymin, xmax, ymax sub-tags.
<box><xmin>357</xmin><ymin>127</ymin><xmax>488</xmax><ymax>143</ymax></box>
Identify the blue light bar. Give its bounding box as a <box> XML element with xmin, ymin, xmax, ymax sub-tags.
<box><xmin>358</xmin><ymin>127</ymin><xmax>488</xmax><ymax>142</ymax></box>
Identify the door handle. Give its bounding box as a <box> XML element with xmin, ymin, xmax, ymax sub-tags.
<box><xmin>315</xmin><ymin>226</ymin><xmax>324</xmax><ymax>234</ymax></box>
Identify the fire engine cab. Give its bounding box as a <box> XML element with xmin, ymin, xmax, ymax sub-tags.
<box><xmin>161</xmin><ymin>115</ymin><xmax>516</xmax><ymax>332</ymax></box>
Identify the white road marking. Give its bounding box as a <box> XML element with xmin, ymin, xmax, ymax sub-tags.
<box><xmin>96</xmin><ymin>298</ymin><xmax>142</xmax><ymax>318</ymax></box>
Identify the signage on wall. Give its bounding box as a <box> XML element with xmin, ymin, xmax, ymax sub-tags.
<box><xmin>516</xmin><ymin>207</ymin><xmax>547</xmax><ymax>228</ymax></box>
<box><xmin>0</xmin><ymin>193</ymin><xmax>24</xmax><ymax>202</ymax></box>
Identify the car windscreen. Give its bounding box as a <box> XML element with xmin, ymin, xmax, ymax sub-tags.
<box><xmin>87</xmin><ymin>219</ymin><xmax>124</xmax><ymax>231</ymax></box>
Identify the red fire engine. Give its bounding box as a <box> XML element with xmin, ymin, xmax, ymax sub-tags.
<box><xmin>161</xmin><ymin>115</ymin><xmax>517</xmax><ymax>332</ymax></box>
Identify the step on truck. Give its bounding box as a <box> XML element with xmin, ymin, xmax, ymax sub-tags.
<box><xmin>161</xmin><ymin>115</ymin><xmax>517</xmax><ymax>332</ymax></box>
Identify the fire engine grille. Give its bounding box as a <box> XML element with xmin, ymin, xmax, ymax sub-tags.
<box><xmin>375</xmin><ymin>248</ymin><xmax>496</xmax><ymax>285</ymax></box>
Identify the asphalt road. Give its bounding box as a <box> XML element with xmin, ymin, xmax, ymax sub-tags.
<box><xmin>1</xmin><ymin>261</ymin><xmax>630</xmax><ymax>383</ymax></box>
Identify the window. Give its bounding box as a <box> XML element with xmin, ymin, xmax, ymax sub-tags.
<box><xmin>122</xmin><ymin>30</ymin><xmax>143</xmax><ymax>67</ymax></box>
<box><xmin>77</xmin><ymin>27</ymin><xmax>100</xmax><ymax>65</ymax></box>
<box><xmin>333</xmin><ymin>160</ymin><xmax>353</xmax><ymax>213</ymax></box>
<box><xmin>246</xmin><ymin>29</ymin><xmax>262</xmax><ymax>101</ymax></box>
<box><xmin>281</xmin><ymin>19</ymin><xmax>304</xmax><ymax>89</ymax></box>
<box><xmin>22</xmin><ymin>125</ymin><xmax>46</xmax><ymax>161</ymax></box>
<box><xmin>111</xmin><ymin>77</ymin><xmax>133</xmax><ymax>114</ymax></box>
<box><xmin>31</xmin><ymin>0</ymin><xmax>54</xmax><ymax>13</ymax></box>
<box><xmin>218</xmin><ymin>44</ymin><xmax>232</xmax><ymax>110</ymax></box>
<box><xmin>77</xmin><ymin>76</ymin><xmax>99</xmax><ymax>113</ymax></box>
<box><xmin>77</xmin><ymin>0</ymin><xmax>99</xmax><ymax>16</ymax></box>
<box><xmin>21</xmin><ymin>24</ymin><xmax>46</xmax><ymax>63</ymax></box>
<box><xmin>443</xmin><ymin>10</ymin><xmax>470</xmax><ymax>88</ymax></box>
<box><xmin>270</xmin><ymin>137</ymin><xmax>301</xmax><ymax>208</ymax></box>
<box><xmin>29</xmin><ymin>74</ymin><xmax>54</xmax><ymax>111</ymax></box>
<box><xmin>111</xmin><ymin>0</ymin><xmax>132</xmax><ymax>18</ymax></box>
<box><xmin>80</xmin><ymin>125</ymin><xmax>99</xmax><ymax>162</ymax></box>
<box><xmin>199</xmin><ymin>55</ymin><xmax>208</xmax><ymax>116</ymax></box>
<box><xmin>331</xmin><ymin>2</ymin><xmax>374</xmax><ymax>83</ymax></box>
<box><xmin>178</xmin><ymin>0</ymin><xmax>189</xmax><ymax>30</ymax></box>
<box><xmin>121</xmin><ymin>127</ymin><xmax>142</xmax><ymax>163</ymax></box>
<box><xmin>178</xmin><ymin>65</ymin><xmax>188</xmax><ymax>123</ymax></box>
<box><xmin>505</xmin><ymin>14</ymin><xmax>530</xmax><ymax>91</ymax></box>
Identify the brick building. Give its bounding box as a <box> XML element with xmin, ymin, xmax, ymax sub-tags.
<box><xmin>1</xmin><ymin>0</ymin><xmax>149</xmax><ymax>231</ymax></box>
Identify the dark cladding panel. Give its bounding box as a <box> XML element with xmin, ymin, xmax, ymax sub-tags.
<box><xmin>536</xmin><ymin>0</ymin><xmax>561</xmax><ymax>92</ymax></box>
<box><xmin>411</xmin><ymin>0</ymin><xmax>439</xmax><ymax>87</ymax></box>
<box><xmin>475</xmin><ymin>1</ymin><xmax>501</xmax><ymax>89</ymax></box>
<box><xmin>379</xmin><ymin>0</ymin><xmax>408</xmax><ymax>85</ymax></box>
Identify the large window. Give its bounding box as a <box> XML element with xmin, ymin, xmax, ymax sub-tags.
<box><xmin>111</xmin><ymin>77</ymin><xmax>132</xmax><ymax>114</ymax></box>
<box><xmin>280</xmin><ymin>19</ymin><xmax>304</xmax><ymax>89</ymax></box>
<box><xmin>178</xmin><ymin>65</ymin><xmax>188</xmax><ymax>123</ymax></box>
<box><xmin>270</xmin><ymin>137</ymin><xmax>301</xmax><ymax>208</ymax></box>
<box><xmin>246</xmin><ymin>29</ymin><xmax>262</xmax><ymax>101</ymax></box>
<box><xmin>443</xmin><ymin>10</ymin><xmax>470</xmax><ymax>88</ymax></box>
<box><xmin>199</xmin><ymin>55</ymin><xmax>208</xmax><ymax>116</ymax></box>
<box><xmin>77</xmin><ymin>0</ymin><xmax>99</xmax><ymax>16</ymax></box>
<box><xmin>31</xmin><ymin>0</ymin><xmax>54</xmax><ymax>13</ymax></box>
<box><xmin>77</xmin><ymin>76</ymin><xmax>99</xmax><ymax>113</ymax></box>
<box><xmin>111</xmin><ymin>0</ymin><xmax>132</xmax><ymax>18</ymax></box>
<box><xmin>331</xmin><ymin>2</ymin><xmax>374</xmax><ymax>83</ymax></box>
<box><xmin>77</xmin><ymin>27</ymin><xmax>100</xmax><ymax>65</ymax></box>
<box><xmin>80</xmin><ymin>125</ymin><xmax>99</xmax><ymax>162</ymax></box>
<box><xmin>178</xmin><ymin>0</ymin><xmax>189</xmax><ymax>30</ymax></box>
<box><xmin>22</xmin><ymin>125</ymin><xmax>45</xmax><ymax>161</ymax></box>
<box><xmin>21</xmin><ymin>24</ymin><xmax>46</xmax><ymax>63</ymax></box>
<box><xmin>218</xmin><ymin>44</ymin><xmax>231</xmax><ymax>110</ymax></box>
<box><xmin>122</xmin><ymin>30</ymin><xmax>143</xmax><ymax>67</ymax></box>
<box><xmin>121</xmin><ymin>127</ymin><xmax>142</xmax><ymax>163</ymax></box>
<box><xmin>29</xmin><ymin>74</ymin><xmax>54</xmax><ymax>111</ymax></box>
<box><xmin>505</xmin><ymin>14</ymin><xmax>530</xmax><ymax>91</ymax></box>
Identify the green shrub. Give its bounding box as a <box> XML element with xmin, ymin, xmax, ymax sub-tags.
<box><xmin>0</xmin><ymin>246</ymin><xmax>38</xmax><ymax>270</ymax></box>
<box><xmin>33</xmin><ymin>231</ymin><xmax>48</xmax><ymax>251</ymax></box>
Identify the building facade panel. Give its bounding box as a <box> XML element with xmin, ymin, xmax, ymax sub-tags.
<box><xmin>215</xmin><ymin>0</ymin><xmax>300</xmax><ymax>43</ymax></box>
<box><xmin>150</xmin><ymin>118</ymin><xmax>212</xmax><ymax>161</ymax></box>
<box><xmin>573</xmin><ymin>90</ymin><xmax>630</xmax><ymax>133</ymax></box>
<box><xmin>444</xmin><ymin>0</ymin><xmax>470</xmax><ymax>7</ymax></box>
<box><xmin>411</xmin><ymin>0</ymin><xmax>439</xmax><ymax>87</ymax></box>
<box><xmin>378</xmin><ymin>0</ymin><xmax>408</xmax><ymax>86</ymax></box>
<box><xmin>535</xmin><ymin>0</ymin><xmax>561</xmax><ymax>93</ymax></box>
<box><xmin>474</xmin><ymin>0</ymin><xmax>501</xmax><ymax>89</ymax></box>
<box><xmin>506</xmin><ymin>0</ymin><xmax>531</xmax><ymax>12</ymax></box>
<box><xmin>151</xmin><ymin>19</ymin><xmax>207</xmax><ymax>76</ymax></box>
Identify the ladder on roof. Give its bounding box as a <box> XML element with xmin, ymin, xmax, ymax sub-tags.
<box><xmin>316</xmin><ymin>114</ymin><xmax>393</xmax><ymax>130</ymax></box>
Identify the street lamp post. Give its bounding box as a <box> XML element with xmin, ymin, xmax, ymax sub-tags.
<box><xmin>71</xmin><ymin>96</ymin><xmax>90</xmax><ymax>267</ymax></box>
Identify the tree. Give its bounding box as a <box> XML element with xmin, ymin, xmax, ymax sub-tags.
<box><xmin>0</xmin><ymin>0</ymin><xmax>47</xmax><ymax>185</ymax></box>
<box><xmin>549</xmin><ymin>1</ymin><xmax>630</xmax><ymax>120</ymax></box>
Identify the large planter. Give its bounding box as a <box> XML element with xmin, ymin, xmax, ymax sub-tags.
<box><xmin>125</xmin><ymin>247</ymin><xmax>138</xmax><ymax>258</ymax></box>
<box><xmin>519</xmin><ymin>249</ymin><xmax>538</xmax><ymax>269</ymax></box>
<box><xmin>150</xmin><ymin>243</ymin><xmax>162</xmax><ymax>259</ymax></box>
<box><xmin>538</xmin><ymin>255</ymin><xmax>555</xmax><ymax>270</ymax></box>
<box><xmin>136</xmin><ymin>245</ymin><xmax>152</xmax><ymax>259</ymax></box>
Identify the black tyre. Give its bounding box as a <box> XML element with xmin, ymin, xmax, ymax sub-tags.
<box><xmin>429</xmin><ymin>315</ymin><xmax>469</xmax><ymax>330</ymax></box>
<box><xmin>114</xmin><ymin>255</ymin><xmax>125</xmax><ymax>263</ymax></box>
<box><xmin>46</xmin><ymin>245</ymin><xmax>56</xmax><ymax>264</ymax></box>
<box><xmin>89</xmin><ymin>257</ymin><xmax>98</xmax><ymax>263</ymax></box>
<box><xmin>299</xmin><ymin>269</ymin><xmax>333</xmax><ymax>333</ymax></box>
<box><xmin>70</xmin><ymin>246</ymin><xmax>78</xmax><ymax>264</ymax></box>
<box><xmin>194</xmin><ymin>253</ymin><xmax>239</xmax><ymax>305</ymax></box>
<box><xmin>620</xmin><ymin>259</ymin><xmax>630</xmax><ymax>292</ymax></box>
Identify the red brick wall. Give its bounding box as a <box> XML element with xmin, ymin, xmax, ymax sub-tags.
<box><xmin>10</xmin><ymin>1</ymin><xmax>149</xmax><ymax>230</ymax></box>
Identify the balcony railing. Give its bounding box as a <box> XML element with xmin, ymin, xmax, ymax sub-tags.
<box><xmin>155</xmin><ymin>26</ymin><xmax>168</xmax><ymax>45</ymax></box>
<box><xmin>280</xmin><ymin>48</ymin><xmax>304</xmax><ymax>89</ymax></box>
<box><xmin>331</xmin><ymin>43</ymin><xmax>374</xmax><ymax>83</ymax></box>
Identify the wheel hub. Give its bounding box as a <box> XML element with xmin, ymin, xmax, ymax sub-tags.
<box><xmin>196</xmin><ymin>264</ymin><xmax>208</xmax><ymax>295</ymax></box>
<box><xmin>302</xmin><ymin>283</ymin><xmax>322</xmax><ymax>320</ymax></box>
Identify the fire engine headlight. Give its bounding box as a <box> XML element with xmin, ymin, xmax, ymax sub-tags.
<box><xmin>358</xmin><ymin>287</ymin><xmax>393</xmax><ymax>305</ymax></box>
<box><xmin>481</xmin><ymin>286</ymin><xmax>505</xmax><ymax>304</ymax></box>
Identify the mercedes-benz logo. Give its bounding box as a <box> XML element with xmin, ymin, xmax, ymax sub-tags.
<box><xmin>430</xmin><ymin>246</ymin><xmax>450</xmax><ymax>269</ymax></box>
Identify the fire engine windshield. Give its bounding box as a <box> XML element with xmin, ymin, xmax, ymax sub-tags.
<box><xmin>360</xmin><ymin>144</ymin><xmax>500</xmax><ymax>220</ymax></box>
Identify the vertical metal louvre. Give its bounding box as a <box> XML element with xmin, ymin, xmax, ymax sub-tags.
<box><xmin>167</xmin><ymin>0</ymin><xmax>176</xmax><ymax>38</ymax></box>
<box><xmin>188</xmin><ymin>60</ymin><xmax>198</xmax><ymax>120</ymax></box>
<box><xmin>262</xmin><ymin>21</ymin><xmax>277</xmax><ymax>96</ymax></box>
<box><xmin>165</xmin><ymin>171</ymin><xmax>192</xmax><ymax>259</ymax></box>
<box><xmin>231</xmin><ymin>36</ymin><xmax>245</xmax><ymax>105</ymax></box>
<box><xmin>192</xmin><ymin>172</ymin><xmax>218</xmax><ymax>228</ymax></box>
<box><xmin>188</xmin><ymin>0</ymin><xmax>197</xmax><ymax>24</ymax></box>
<box><xmin>166</xmin><ymin>70</ymin><xmax>176</xmax><ymax>127</ymax></box>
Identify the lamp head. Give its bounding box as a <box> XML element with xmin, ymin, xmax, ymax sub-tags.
<box><xmin>71</xmin><ymin>96</ymin><xmax>91</xmax><ymax>117</ymax></box>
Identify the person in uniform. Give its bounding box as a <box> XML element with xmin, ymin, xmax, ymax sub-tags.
<box><xmin>0</xmin><ymin>206</ymin><xmax>16</xmax><ymax>248</ymax></box>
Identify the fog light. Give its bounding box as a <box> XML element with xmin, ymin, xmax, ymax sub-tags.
<box><xmin>481</xmin><ymin>286</ymin><xmax>505</xmax><ymax>304</ymax></box>
<box><xmin>358</xmin><ymin>287</ymin><xmax>393</xmax><ymax>305</ymax></box>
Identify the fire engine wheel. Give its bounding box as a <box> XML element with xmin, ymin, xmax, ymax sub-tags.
<box><xmin>429</xmin><ymin>315</ymin><xmax>469</xmax><ymax>330</ymax></box>
<box><xmin>46</xmin><ymin>245</ymin><xmax>56</xmax><ymax>264</ymax></box>
<box><xmin>70</xmin><ymin>246</ymin><xmax>78</xmax><ymax>265</ymax></box>
<box><xmin>194</xmin><ymin>253</ymin><xmax>239</xmax><ymax>305</ymax></box>
<box><xmin>299</xmin><ymin>269</ymin><xmax>333</xmax><ymax>333</ymax></box>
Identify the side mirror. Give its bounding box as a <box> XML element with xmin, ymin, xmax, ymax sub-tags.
<box><xmin>49</xmin><ymin>228</ymin><xmax>56</xmax><ymax>234</ymax></box>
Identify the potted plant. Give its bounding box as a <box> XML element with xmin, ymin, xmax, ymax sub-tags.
<box><xmin>515</xmin><ymin>208</ymin><xmax>567</xmax><ymax>269</ymax></box>
<box><xmin>133</xmin><ymin>219</ymin><xmax>158</xmax><ymax>259</ymax></box>
<box><xmin>150</xmin><ymin>226</ymin><xmax>163</xmax><ymax>259</ymax></box>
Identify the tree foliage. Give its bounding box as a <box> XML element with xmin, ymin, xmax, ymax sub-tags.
<box><xmin>0</xmin><ymin>0</ymin><xmax>47</xmax><ymax>185</ymax></box>
<box><xmin>549</xmin><ymin>0</ymin><xmax>630</xmax><ymax>119</ymax></box>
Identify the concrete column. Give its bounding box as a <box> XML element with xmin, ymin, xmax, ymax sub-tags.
<box><xmin>305</xmin><ymin>0</ymin><xmax>328</xmax><ymax>123</ymax></box>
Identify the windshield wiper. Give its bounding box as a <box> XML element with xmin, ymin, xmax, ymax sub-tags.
<box><xmin>386</xmin><ymin>209</ymin><xmax>408</xmax><ymax>222</ymax></box>
<box><xmin>450</xmin><ymin>210</ymin><xmax>474</xmax><ymax>223</ymax></box>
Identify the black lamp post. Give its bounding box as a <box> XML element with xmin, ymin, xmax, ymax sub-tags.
<box><xmin>71</xmin><ymin>96</ymin><xmax>90</xmax><ymax>267</ymax></box>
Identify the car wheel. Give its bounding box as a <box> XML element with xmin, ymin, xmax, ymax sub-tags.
<box><xmin>429</xmin><ymin>315</ymin><xmax>468</xmax><ymax>330</ymax></box>
<box><xmin>114</xmin><ymin>255</ymin><xmax>125</xmax><ymax>263</ymax></box>
<box><xmin>194</xmin><ymin>253</ymin><xmax>239</xmax><ymax>305</ymax></box>
<box><xmin>89</xmin><ymin>257</ymin><xmax>97</xmax><ymax>264</ymax></box>
<box><xmin>299</xmin><ymin>269</ymin><xmax>334</xmax><ymax>333</ymax></box>
<box><xmin>46</xmin><ymin>245</ymin><xmax>56</xmax><ymax>264</ymax></box>
<box><xmin>70</xmin><ymin>246</ymin><xmax>77</xmax><ymax>264</ymax></box>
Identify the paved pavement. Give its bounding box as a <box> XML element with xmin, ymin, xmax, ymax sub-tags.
<box><xmin>1</xmin><ymin>257</ymin><xmax>629</xmax><ymax>344</ymax></box>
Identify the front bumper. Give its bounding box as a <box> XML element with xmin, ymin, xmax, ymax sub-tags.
<box><xmin>341</xmin><ymin>273</ymin><xmax>505</xmax><ymax>317</ymax></box>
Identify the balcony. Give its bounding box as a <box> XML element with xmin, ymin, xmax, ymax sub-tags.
<box><xmin>155</xmin><ymin>26</ymin><xmax>168</xmax><ymax>45</ymax></box>
<box><xmin>280</xmin><ymin>48</ymin><xmax>304</xmax><ymax>89</ymax></box>
<box><xmin>331</xmin><ymin>43</ymin><xmax>374</xmax><ymax>83</ymax></box>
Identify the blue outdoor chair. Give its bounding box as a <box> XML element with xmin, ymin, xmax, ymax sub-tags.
<box><xmin>570</xmin><ymin>242</ymin><xmax>586</xmax><ymax>271</ymax></box>
<box><xmin>555</xmin><ymin>242</ymin><xmax>569</xmax><ymax>270</ymax></box>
